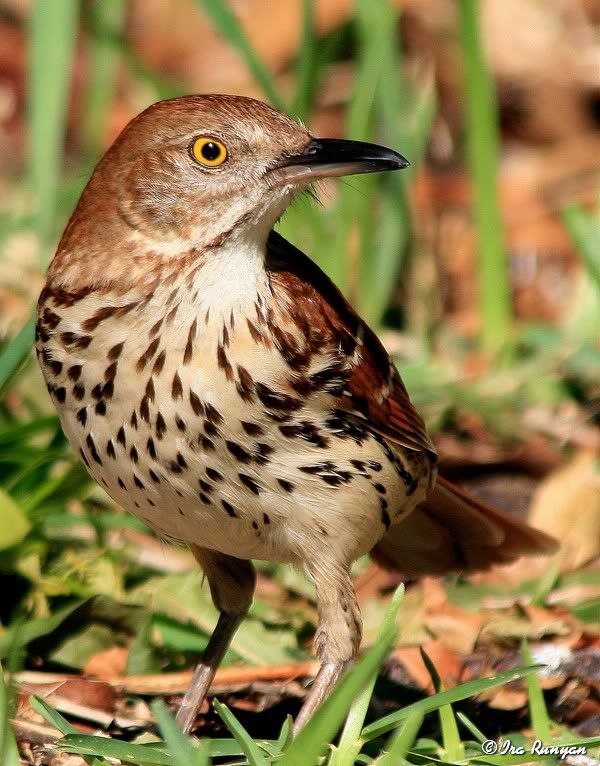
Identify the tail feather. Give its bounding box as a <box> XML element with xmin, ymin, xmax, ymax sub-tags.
<box><xmin>371</xmin><ymin>475</ymin><xmax>557</xmax><ymax>577</ymax></box>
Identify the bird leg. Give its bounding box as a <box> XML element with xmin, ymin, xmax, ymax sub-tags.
<box><xmin>293</xmin><ymin>562</ymin><xmax>361</xmax><ymax>734</ymax></box>
<box><xmin>176</xmin><ymin>546</ymin><xmax>256</xmax><ymax>734</ymax></box>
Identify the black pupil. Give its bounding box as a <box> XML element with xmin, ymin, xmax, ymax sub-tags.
<box><xmin>201</xmin><ymin>141</ymin><xmax>222</xmax><ymax>161</ymax></box>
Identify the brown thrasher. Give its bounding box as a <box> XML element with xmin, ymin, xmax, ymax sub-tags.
<box><xmin>36</xmin><ymin>95</ymin><xmax>555</xmax><ymax>733</ymax></box>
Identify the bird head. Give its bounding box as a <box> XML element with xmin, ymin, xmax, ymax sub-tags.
<box><xmin>68</xmin><ymin>95</ymin><xmax>408</xmax><ymax>249</ymax></box>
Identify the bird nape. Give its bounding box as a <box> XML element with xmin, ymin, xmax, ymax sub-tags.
<box><xmin>36</xmin><ymin>94</ymin><xmax>557</xmax><ymax>735</ymax></box>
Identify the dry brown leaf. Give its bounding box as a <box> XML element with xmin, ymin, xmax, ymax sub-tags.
<box><xmin>84</xmin><ymin>646</ymin><xmax>128</xmax><ymax>680</ymax></box>
<box><xmin>528</xmin><ymin>449</ymin><xmax>600</xmax><ymax>570</ymax></box>
<box><xmin>481</xmin><ymin>686</ymin><xmax>528</xmax><ymax>711</ymax></box>
<box><xmin>410</xmin><ymin>578</ymin><xmax>485</xmax><ymax>655</ymax></box>
<box><xmin>394</xmin><ymin>639</ymin><xmax>463</xmax><ymax>692</ymax></box>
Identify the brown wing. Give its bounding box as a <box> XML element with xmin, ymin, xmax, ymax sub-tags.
<box><xmin>267</xmin><ymin>233</ymin><xmax>557</xmax><ymax>571</ymax></box>
<box><xmin>266</xmin><ymin>231</ymin><xmax>436</xmax><ymax>456</ymax></box>
<box><xmin>372</xmin><ymin>475</ymin><xmax>558</xmax><ymax>575</ymax></box>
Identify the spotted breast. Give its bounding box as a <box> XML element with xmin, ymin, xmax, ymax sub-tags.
<box><xmin>36</xmin><ymin>230</ymin><xmax>434</xmax><ymax>568</ymax></box>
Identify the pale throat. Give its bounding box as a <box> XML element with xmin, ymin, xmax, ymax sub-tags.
<box><xmin>156</xmin><ymin>188</ymin><xmax>293</xmax><ymax>326</ymax></box>
<box><xmin>189</xmin><ymin>232</ymin><xmax>271</xmax><ymax>322</ymax></box>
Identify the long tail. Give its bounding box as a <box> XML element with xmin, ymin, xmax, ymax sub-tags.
<box><xmin>371</xmin><ymin>475</ymin><xmax>558</xmax><ymax>578</ymax></box>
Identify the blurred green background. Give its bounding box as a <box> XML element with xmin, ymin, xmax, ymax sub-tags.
<box><xmin>1</xmin><ymin>0</ymin><xmax>600</xmax><ymax>762</ymax></box>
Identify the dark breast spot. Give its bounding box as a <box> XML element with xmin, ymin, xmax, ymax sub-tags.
<box><xmin>189</xmin><ymin>390</ymin><xmax>204</xmax><ymax>416</ymax></box>
<box><xmin>222</xmin><ymin>500</ymin><xmax>237</xmax><ymax>517</ymax></box>
<box><xmin>176</xmin><ymin>451</ymin><xmax>188</xmax><ymax>469</ymax></box>
<box><xmin>380</xmin><ymin>497</ymin><xmax>391</xmax><ymax>529</ymax></box>
<box><xmin>108</xmin><ymin>341</ymin><xmax>124</xmax><ymax>361</ymax></box>
<box><xmin>48</xmin><ymin>360</ymin><xmax>63</xmax><ymax>376</ymax></box>
<box><xmin>152</xmin><ymin>350</ymin><xmax>166</xmax><ymax>375</ymax></box>
<box><xmin>217</xmin><ymin>344</ymin><xmax>234</xmax><ymax>381</ymax></box>
<box><xmin>183</xmin><ymin>320</ymin><xmax>197</xmax><ymax>365</ymax></box>
<box><xmin>239</xmin><ymin>473</ymin><xmax>261</xmax><ymax>495</ymax></box>
<box><xmin>206</xmin><ymin>467</ymin><xmax>223</xmax><ymax>481</ymax></box>
<box><xmin>204</xmin><ymin>420</ymin><xmax>219</xmax><ymax>437</ymax></box>
<box><xmin>136</xmin><ymin>338</ymin><xmax>160</xmax><ymax>372</ymax></box>
<box><xmin>86</xmin><ymin>434</ymin><xmax>102</xmax><ymax>465</ymax></box>
<box><xmin>277</xmin><ymin>478</ymin><xmax>295</xmax><ymax>493</ymax></box>
<box><xmin>67</xmin><ymin>364</ymin><xmax>82</xmax><ymax>381</ymax></box>
<box><xmin>255</xmin><ymin>383</ymin><xmax>302</xmax><ymax>412</ymax></box>
<box><xmin>172</xmin><ymin>372</ymin><xmax>183</xmax><ymax>400</ymax></box>
<box><xmin>205</xmin><ymin>402</ymin><xmax>223</xmax><ymax>424</ymax></box>
<box><xmin>139</xmin><ymin>397</ymin><xmax>150</xmax><ymax>423</ymax></box>
<box><xmin>241</xmin><ymin>421</ymin><xmax>264</xmax><ymax>436</ymax></box>
<box><xmin>236</xmin><ymin>365</ymin><xmax>255</xmax><ymax>402</ymax></box>
<box><xmin>155</xmin><ymin>413</ymin><xmax>166</xmax><ymax>439</ymax></box>
<box><xmin>226</xmin><ymin>440</ymin><xmax>252</xmax><ymax>464</ymax></box>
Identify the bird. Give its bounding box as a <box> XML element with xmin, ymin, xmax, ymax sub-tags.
<box><xmin>36</xmin><ymin>94</ymin><xmax>556</xmax><ymax>734</ymax></box>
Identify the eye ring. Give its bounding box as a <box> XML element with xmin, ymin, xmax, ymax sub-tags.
<box><xmin>191</xmin><ymin>136</ymin><xmax>228</xmax><ymax>167</ymax></box>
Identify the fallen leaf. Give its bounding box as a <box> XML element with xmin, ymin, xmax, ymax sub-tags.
<box><xmin>395</xmin><ymin>640</ymin><xmax>463</xmax><ymax>692</ymax></box>
<box><xmin>528</xmin><ymin>449</ymin><xmax>600</xmax><ymax>570</ymax></box>
<box><xmin>84</xmin><ymin>647</ymin><xmax>128</xmax><ymax>679</ymax></box>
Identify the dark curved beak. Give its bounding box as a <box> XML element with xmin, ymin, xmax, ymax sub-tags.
<box><xmin>269</xmin><ymin>138</ymin><xmax>410</xmax><ymax>185</ymax></box>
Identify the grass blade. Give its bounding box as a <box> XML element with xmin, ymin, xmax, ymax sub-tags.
<box><xmin>380</xmin><ymin>709</ymin><xmax>424</xmax><ymax>765</ymax></box>
<box><xmin>28</xmin><ymin>0</ymin><xmax>79</xmax><ymax>250</ymax></box>
<box><xmin>291</xmin><ymin>0</ymin><xmax>318</xmax><ymax>120</ymax></box>
<box><xmin>279</xmin><ymin>587</ymin><xmax>402</xmax><ymax>766</ymax></box>
<box><xmin>327</xmin><ymin>0</ymin><xmax>384</xmax><ymax>293</ymax></box>
<box><xmin>213</xmin><ymin>699</ymin><xmax>268</xmax><ymax>766</ymax></box>
<box><xmin>458</xmin><ymin>0</ymin><xmax>512</xmax><ymax>353</ymax></box>
<box><xmin>562</xmin><ymin>206</ymin><xmax>600</xmax><ymax>290</ymax></box>
<box><xmin>0</xmin><ymin>664</ymin><xmax>20</xmax><ymax>766</ymax></box>
<box><xmin>152</xmin><ymin>701</ymin><xmax>210</xmax><ymax>766</ymax></box>
<box><xmin>0</xmin><ymin>487</ymin><xmax>31</xmax><ymax>550</ymax></box>
<box><xmin>59</xmin><ymin>733</ymin><xmax>175</xmax><ymax>764</ymax></box>
<box><xmin>331</xmin><ymin>585</ymin><xmax>405</xmax><ymax>766</ymax></box>
<box><xmin>276</xmin><ymin>715</ymin><xmax>294</xmax><ymax>752</ymax></box>
<box><xmin>420</xmin><ymin>648</ymin><xmax>464</xmax><ymax>762</ymax></box>
<box><xmin>0</xmin><ymin>315</ymin><xmax>35</xmax><ymax>398</ymax></box>
<box><xmin>195</xmin><ymin>0</ymin><xmax>286</xmax><ymax>111</ymax></box>
<box><xmin>81</xmin><ymin>0</ymin><xmax>126</xmax><ymax>156</ymax></box>
<box><xmin>30</xmin><ymin>696</ymin><xmax>78</xmax><ymax>735</ymax></box>
<box><xmin>521</xmin><ymin>639</ymin><xmax>552</xmax><ymax>741</ymax></box>
<box><xmin>456</xmin><ymin>711</ymin><xmax>487</xmax><ymax>744</ymax></box>
<box><xmin>361</xmin><ymin>665</ymin><xmax>540</xmax><ymax>741</ymax></box>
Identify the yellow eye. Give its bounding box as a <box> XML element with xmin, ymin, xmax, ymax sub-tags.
<box><xmin>191</xmin><ymin>136</ymin><xmax>228</xmax><ymax>167</ymax></box>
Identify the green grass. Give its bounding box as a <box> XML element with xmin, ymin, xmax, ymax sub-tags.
<box><xmin>21</xmin><ymin>586</ymin><xmax>600</xmax><ymax>766</ymax></box>
<box><xmin>458</xmin><ymin>0</ymin><xmax>513</xmax><ymax>354</ymax></box>
<box><xmin>28</xmin><ymin>0</ymin><xmax>79</xmax><ymax>253</ymax></box>
<box><xmin>81</xmin><ymin>0</ymin><xmax>127</xmax><ymax>157</ymax></box>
